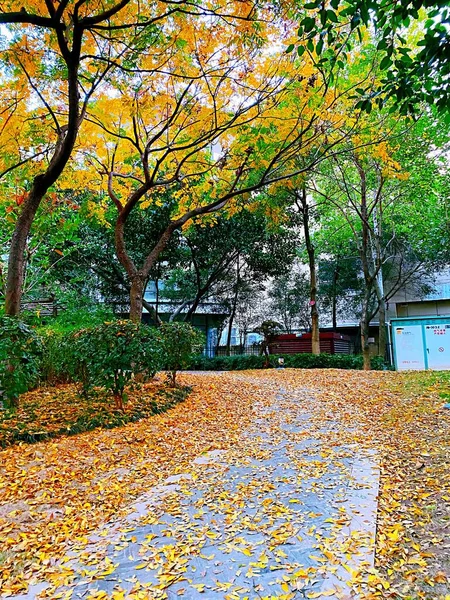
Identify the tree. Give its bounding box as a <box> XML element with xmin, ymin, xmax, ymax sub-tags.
<box><xmin>45</xmin><ymin>196</ymin><xmax>184</xmax><ymax>318</ymax></box>
<box><xmin>292</xmin><ymin>188</ymin><xmax>321</xmax><ymax>353</ymax></box>
<box><xmin>290</xmin><ymin>0</ymin><xmax>450</xmax><ymax>113</ymax></box>
<box><xmin>0</xmin><ymin>0</ymin><xmax>275</xmax><ymax>316</ymax></box>
<box><xmin>164</xmin><ymin>208</ymin><xmax>297</xmax><ymax>324</ymax></box>
<box><xmin>0</xmin><ymin>191</ymin><xmax>84</xmax><ymax>308</ymax></box>
<box><xmin>269</xmin><ymin>270</ymin><xmax>311</xmax><ymax>333</ymax></box>
<box><xmin>312</xmin><ymin>112</ymin><xmax>449</xmax><ymax>368</ymax></box>
<box><xmin>254</xmin><ymin>319</ymin><xmax>283</xmax><ymax>365</ymax></box>
<box><xmin>82</xmin><ymin>43</ymin><xmax>357</xmax><ymax>321</ymax></box>
<box><xmin>0</xmin><ymin>0</ymin><xmax>141</xmax><ymax>315</ymax></box>
<box><xmin>234</xmin><ymin>282</ymin><xmax>267</xmax><ymax>348</ymax></box>
<box><xmin>318</xmin><ymin>254</ymin><xmax>363</xmax><ymax>329</ymax></box>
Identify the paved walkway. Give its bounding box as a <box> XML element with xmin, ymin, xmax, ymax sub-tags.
<box><xmin>15</xmin><ymin>375</ymin><xmax>379</xmax><ymax>599</ymax></box>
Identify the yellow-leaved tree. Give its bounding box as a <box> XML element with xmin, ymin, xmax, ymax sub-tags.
<box><xmin>0</xmin><ymin>0</ymin><xmax>271</xmax><ymax>315</ymax></box>
<box><xmin>75</xmin><ymin>18</ymin><xmax>366</xmax><ymax>320</ymax></box>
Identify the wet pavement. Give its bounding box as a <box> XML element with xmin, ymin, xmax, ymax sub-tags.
<box><xmin>12</xmin><ymin>377</ymin><xmax>379</xmax><ymax>599</ymax></box>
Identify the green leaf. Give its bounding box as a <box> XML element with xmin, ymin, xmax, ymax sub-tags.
<box><xmin>380</xmin><ymin>55</ymin><xmax>393</xmax><ymax>70</ymax></box>
<box><xmin>327</xmin><ymin>10</ymin><xmax>338</xmax><ymax>23</ymax></box>
<box><xmin>302</xmin><ymin>17</ymin><xmax>316</xmax><ymax>33</ymax></box>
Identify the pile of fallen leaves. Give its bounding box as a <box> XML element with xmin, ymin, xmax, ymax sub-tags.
<box><xmin>0</xmin><ymin>369</ymin><xmax>449</xmax><ymax>599</ymax></box>
<box><xmin>254</xmin><ymin>368</ymin><xmax>450</xmax><ymax>599</ymax></box>
<box><xmin>0</xmin><ymin>374</ymin><xmax>260</xmax><ymax>596</ymax></box>
<box><xmin>0</xmin><ymin>382</ymin><xmax>190</xmax><ymax>447</ymax></box>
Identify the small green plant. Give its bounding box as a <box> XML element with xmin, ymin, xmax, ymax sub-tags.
<box><xmin>68</xmin><ymin>320</ymin><xmax>163</xmax><ymax>408</ymax></box>
<box><xmin>157</xmin><ymin>322</ymin><xmax>205</xmax><ymax>386</ymax></box>
<box><xmin>0</xmin><ymin>317</ymin><xmax>43</xmax><ymax>408</ymax></box>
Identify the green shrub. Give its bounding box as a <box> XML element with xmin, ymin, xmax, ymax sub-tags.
<box><xmin>157</xmin><ymin>322</ymin><xmax>205</xmax><ymax>385</ymax></box>
<box><xmin>36</xmin><ymin>303</ymin><xmax>115</xmax><ymax>335</ymax></box>
<box><xmin>40</xmin><ymin>330</ymin><xmax>72</xmax><ymax>385</ymax></box>
<box><xmin>68</xmin><ymin>320</ymin><xmax>162</xmax><ymax>408</ymax></box>
<box><xmin>0</xmin><ymin>317</ymin><xmax>43</xmax><ymax>408</ymax></box>
<box><xmin>188</xmin><ymin>352</ymin><xmax>386</xmax><ymax>371</ymax></box>
<box><xmin>283</xmin><ymin>353</ymin><xmax>362</xmax><ymax>369</ymax></box>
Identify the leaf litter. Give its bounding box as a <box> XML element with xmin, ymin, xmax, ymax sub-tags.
<box><xmin>0</xmin><ymin>369</ymin><xmax>448</xmax><ymax>600</ymax></box>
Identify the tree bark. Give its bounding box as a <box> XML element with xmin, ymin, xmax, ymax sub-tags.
<box><xmin>331</xmin><ymin>263</ymin><xmax>340</xmax><ymax>330</ymax></box>
<box><xmin>371</xmin><ymin>202</ymin><xmax>386</xmax><ymax>359</ymax></box>
<box><xmin>377</xmin><ymin>300</ymin><xmax>387</xmax><ymax>359</ymax></box>
<box><xmin>361</xmin><ymin>289</ymin><xmax>371</xmax><ymax>370</ymax></box>
<box><xmin>226</xmin><ymin>258</ymin><xmax>240</xmax><ymax>356</ymax></box>
<box><xmin>354</xmin><ymin>157</ymin><xmax>374</xmax><ymax>370</ymax></box>
<box><xmin>129</xmin><ymin>277</ymin><xmax>144</xmax><ymax>323</ymax></box>
<box><xmin>299</xmin><ymin>189</ymin><xmax>320</xmax><ymax>354</ymax></box>
<box><xmin>5</xmin><ymin>28</ymin><xmax>82</xmax><ymax>315</ymax></box>
<box><xmin>5</xmin><ymin>185</ymin><xmax>44</xmax><ymax>315</ymax></box>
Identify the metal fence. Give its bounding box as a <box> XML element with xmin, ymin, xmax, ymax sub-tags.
<box><xmin>204</xmin><ymin>344</ymin><xmax>262</xmax><ymax>358</ymax></box>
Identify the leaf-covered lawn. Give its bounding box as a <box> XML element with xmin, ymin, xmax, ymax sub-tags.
<box><xmin>0</xmin><ymin>382</ymin><xmax>190</xmax><ymax>448</ymax></box>
<box><xmin>0</xmin><ymin>370</ymin><xmax>449</xmax><ymax>599</ymax></box>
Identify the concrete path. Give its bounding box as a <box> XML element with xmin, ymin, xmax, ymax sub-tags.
<box><xmin>13</xmin><ymin>375</ymin><xmax>379</xmax><ymax>600</ymax></box>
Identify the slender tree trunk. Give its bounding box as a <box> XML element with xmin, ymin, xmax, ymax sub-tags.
<box><xmin>361</xmin><ymin>290</ymin><xmax>371</xmax><ymax>370</ymax></box>
<box><xmin>299</xmin><ymin>189</ymin><xmax>320</xmax><ymax>354</ymax></box>
<box><xmin>226</xmin><ymin>299</ymin><xmax>238</xmax><ymax>356</ymax></box>
<box><xmin>354</xmin><ymin>157</ymin><xmax>374</xmax><ymax>370</ymax></box>
<box><xmin>185</xmin><ymin>289</ymin><xmax>205</xmax><ymax>322</ymax></box>
<box><xmin>226</xmin><ymin>258</ymin><xmax>240</xmax><ymax>356</ymax></box>
<box><xmin>371</xmin><ymin>203</ymin><xmax>386</xmax><ymax>359</ymax></box>
<box><xmin>331</xmin><ymin>264</ymin><xmax>340</xmax><ymax>330</ymax></box>
<box><xmin>378</xmin><ymin>300</ymin><xmax>387</xmax><ymax>359</ymax></box>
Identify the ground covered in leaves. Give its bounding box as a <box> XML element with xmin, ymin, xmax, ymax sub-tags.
<box><xmin>0</xmin><ymin>382</ymin><xmax>190</xmax><ymax>447</ymax></box>
<box><xmin>0</xmin><ymin>370</ymin><xmax>449</xmax><ymax>599</ymax></box>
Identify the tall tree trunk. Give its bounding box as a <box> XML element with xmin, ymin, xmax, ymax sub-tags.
<box><xmin>129</xmin><ymin>277</ymin><xmax>144</xmax><ymax>323</ymax></box>
<box><xmin>299</xmin><ymin>189</ymin><xmax>320</xmax><ymax>354</ymax></box>
<box><xmin>331</xmin><ymin>263</ymin><xmax>340</xmax><ymax>330</ymax></box>
<box><xmin>354</xmin><ymin>157</ymin><xmax>374</xmax><ymax>370</ymax></box>
<box><xmin>226</xmin><ymin>258</ymin><xmax>240</xmax><ymax>356</ymax></box>
<box><xmin>361</xmin><ymin>291</ymin><xmax>371</xmax><ymax>370</ymax></box>
<box><xmin>377</xmin><ymin>300</ymin><xmax>387</xmax><ymax>359</ymax></box>
<box><xmin>225</xmin><ymin>315</ymin><xmax>234</xmax><ymax>356</ymax></box>
<box><xmin>155</xmin><ymin>278</ymin><xmax>159</xmax><ymax>322</ymax></box>
<box><xmin>5</xmin><ymin>32</ymin><xmax>82</xmax><ymax>315</ymax></box>
<box><xmin>371</xmin><ymin>202</ymin><xmax>386</xmax><ymax>359</ymax></box>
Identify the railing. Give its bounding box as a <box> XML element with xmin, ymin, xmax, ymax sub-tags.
<box><xmin>204</xmin><ymin>344</ymin><xmax>262</xmax><ymax>358</ymax></box>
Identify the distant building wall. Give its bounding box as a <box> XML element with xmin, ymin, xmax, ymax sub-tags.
<box><xmin>396</xmin><ymin>299</ymin><xmax>450</xmax><ymax>318</ymax></box>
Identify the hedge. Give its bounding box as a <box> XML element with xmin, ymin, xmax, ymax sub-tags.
<box><xmin>189</xmin><ymin>353</ymin><xmax>386</xmax><ymax>371</ymax></box>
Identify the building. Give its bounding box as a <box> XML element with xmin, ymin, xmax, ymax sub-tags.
<box><xmin>388</xmin><ymin>271</ymin><xmax>450</xmax><ymax>318</ymax></box>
